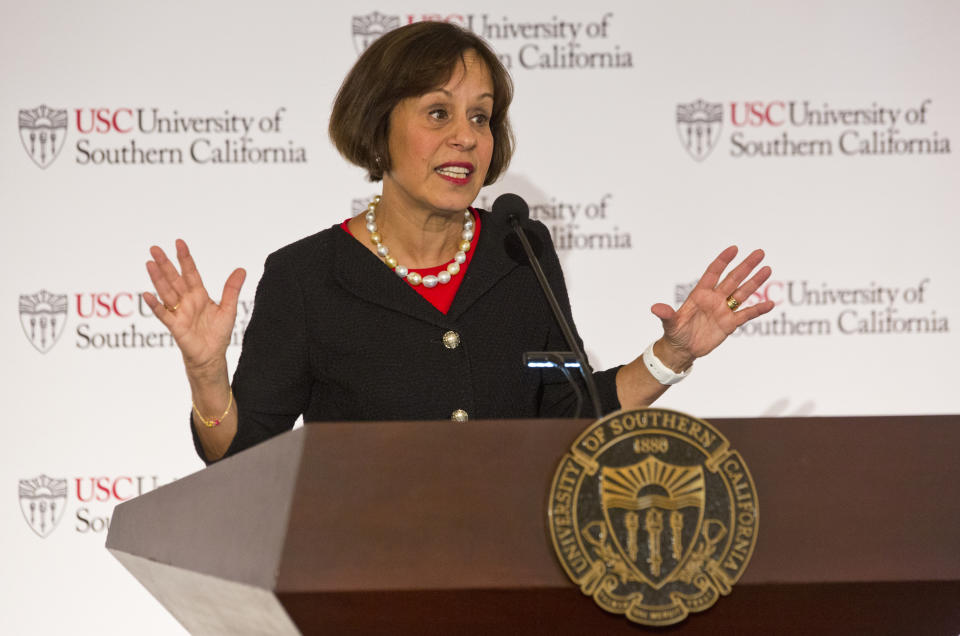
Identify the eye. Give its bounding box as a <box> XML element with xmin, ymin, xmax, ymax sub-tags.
<box><xmin>471</xmin><ymin>113</ymin><xmax>490</xmax><ymax>126</ymax></box>
<box><xmin>429</xmin><ymin>108</ymin><xmax>448</xmax><ymax>121</ymax></box>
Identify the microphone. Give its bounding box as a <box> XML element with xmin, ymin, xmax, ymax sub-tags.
<box><xmin>492</xmin><ymin>193</ymin><xmax>603</xmax><ymax>419</ymax></box>
<box><xmin>496</xmin><ymin>192</ymin><xmax>548</xmax><ymax>266</ymax></box>
<box><xmin>495</xmin><ymin>192</ymin><xmax>530</xmax><ymax>223</ymax></box>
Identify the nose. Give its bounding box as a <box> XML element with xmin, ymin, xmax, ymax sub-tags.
<box><xmin>447</xmin><ymin>115</ymin><xmax>477</xmax><ymax>151</ymax></box>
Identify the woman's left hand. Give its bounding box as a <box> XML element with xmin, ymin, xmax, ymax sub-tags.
<box><xmin>650</xmin><ymin>246</ymin><xmax>774</xmax><ymax>369</ymax></box>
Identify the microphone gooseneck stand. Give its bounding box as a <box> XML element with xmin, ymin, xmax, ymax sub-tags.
<box><xmin>493</xmin><ymin>193</ymin><xmax>604</xmax><ymax>419</ymax></box>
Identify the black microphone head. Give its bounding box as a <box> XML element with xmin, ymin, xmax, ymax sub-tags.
<box><xmin>499</xmin><ymin>192</ymin><xmax>542</xmax><ymax>264</ymax></box>
<box><xmin>492</xmin><ymin>193</ymin><xmax>530</xmax><ymax>222</ymax></box>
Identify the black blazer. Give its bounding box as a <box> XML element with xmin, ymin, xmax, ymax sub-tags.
<box><xmin>194</xmin><ymin>209</ymin><xmax>621</xmax><ymax>463</ymax></box>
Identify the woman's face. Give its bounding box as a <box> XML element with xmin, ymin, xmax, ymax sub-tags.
<box><xmin>382</xmin><ymin>50</ymin><xmax>494</xmax><ymax>217</ymax></box>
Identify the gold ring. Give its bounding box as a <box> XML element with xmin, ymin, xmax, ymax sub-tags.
<box><xmin>726</xmin><ymin>296</ymin><xmax>740</xmax><ymax>311</ymax></box>
<box><xmin>164</xmin><ymin>302</ymin><xmax>180</xmax><ymax>312</ymax></box>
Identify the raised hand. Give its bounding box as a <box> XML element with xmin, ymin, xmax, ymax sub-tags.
<box><xmin>142</xmin><ymin>239</ymin><xmax>246</xmax><ymax>375</ymax></box>
<box><xmin>650</xmin><ymin>246</ymin><xmax>774</xmax><ymax>366</ymax></box>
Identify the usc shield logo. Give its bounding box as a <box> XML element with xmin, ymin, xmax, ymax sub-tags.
<box><xmin>676</xmin><ymin>99</ymin><xmax>723</xmax><ymax>161</ymax></box>
<box><xmin>19</xmin><ymin>290</ymin><xmax>68</xmax><ymax>353</ymax></box>
<box><xmin>600</xmin><ymin>455</ymin><xmax>705</xmax><ymax>588</ymax></box>
<box><xmin>19</xmin><ymin>475</ymin><xmax>68</xmax><ymax>538</ymax></box>
<box><xmin>548</xmin><ymin>408</ymin><xmax>758</xmax><ymax>627</ymax></box>
<box><xmin>352</xmin><ymin>12</ymin><xmax>400</xmax><ymax>55</ymax></box>
<box><xmin>19</xmin><ymin>105</ymin><xmax>68</xmax><ymax>168</ymax></box>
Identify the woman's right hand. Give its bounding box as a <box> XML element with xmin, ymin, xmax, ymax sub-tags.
<box><xmin>143</xmin><ymin>239</ymin><xmax>246</xmax><ymax>377</ymax></box>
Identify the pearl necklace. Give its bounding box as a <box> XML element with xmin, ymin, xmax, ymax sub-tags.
<box><xmin>364</xmin><ymin>195</ymin><xmax>474</xmax><ymax>288</ymax></box>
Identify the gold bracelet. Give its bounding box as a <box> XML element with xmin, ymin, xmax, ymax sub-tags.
<box><xmin>193</xmin><ymin>389</ymin><xmax>234</xmax><ymax>428</ymax></box>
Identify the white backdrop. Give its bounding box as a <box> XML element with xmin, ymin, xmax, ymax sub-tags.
<box><xmin>2</xmin><ymin>1</ymin><xmax>958</xmax><ymax>633</ymax></box>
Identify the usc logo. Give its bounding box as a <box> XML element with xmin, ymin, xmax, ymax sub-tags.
<box><xmin>404</xmin><ymin>14</ymin><xmax>470</xmax><ymax>25</ymax></box>
<box><xmin>75</xmin><ymin>292</ymin><xmax>151</xmax><ymax>318</ymax></box>
<box><xmin>730</xmin><ymin>101</ymin><xmax>787</xmax><ymax>127</ymax></box>
<box><xmin>75</xmin><ymin>108</ymin><xmax>135</xmax><ymax>134</ymax></box>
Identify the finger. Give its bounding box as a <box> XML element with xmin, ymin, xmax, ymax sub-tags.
<box><xmin>149</xmin><ymin>244</ymin><xmax>189</xmax><ymax>296</ymax></box>
<box><xmin>717</xmin><ymin>248</ymin><xmax>766</xmax><ymax>296</ymax></box>
<box><xmin>219</xmin><ymin>268</ymin><xmax>246</xmax><ymax>313</ymax></box>
<box><xmin>727</xmin><ymin>265</ymin><xmax>772</xmax><ymax>304</ymax></box>
<box><xmin>175</xmin><ymin>239</ymin><xmax>206</xmax><ymax>291</ymax></box>
<box><xmin>146</xmin><ymin>260</ymin><xmax>181</xmax><ymax>308</ymax></box>
<box><xmin>734</xmin><ymin>300</ymin><xmax>775</xmax><ymax>326</ymax></box>
<box><xmin>142</xmin><ymin>290</ymin><xmax>160</xmax><ymax>312</ymax></box>
<box><xmin>693</xmin><ymin>246</ymin><xmax>738</xmax><ymax>292</ymax></box>
<box><xmin>144</xmin><ymin>255</ymin><xmax>168</xmax><ymax>290</ymax></box>
<box><xmin>142</xmin><ymin>291</ymin><xmax>177</xmax><ymax>329</ymax></box>
<box><xmin>650</xmin><ymin>302</ymin><xmax>676</xmax><ymax>321</ymax></box>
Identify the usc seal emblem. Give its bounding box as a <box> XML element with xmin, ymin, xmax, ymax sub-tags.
<box><xmin>547</xmin><ymin>408</ymin><xmax>758</xmax><ymax>626</ymax></box>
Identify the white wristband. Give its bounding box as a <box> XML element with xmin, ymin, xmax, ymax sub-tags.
<box><xmin>642</xmin><ymin>342</ymin><xmax>691</xmax><ymax>385</ymax></box>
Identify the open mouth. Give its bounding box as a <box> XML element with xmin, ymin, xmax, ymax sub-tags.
<box><xmin>435</xmin><ymin>163</ymin><xmax>473</xmax><ymax>183</ymax></box>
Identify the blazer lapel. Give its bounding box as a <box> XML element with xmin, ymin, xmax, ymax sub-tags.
<box><xmin>446</xmin><ymin>209</ymin><xmax>520</xmax><ymax>321</ymax></box>
<box><xmin>332</xmin><ymin>228</ymin><xmax>451</xmax><ymax>328</ymax></box>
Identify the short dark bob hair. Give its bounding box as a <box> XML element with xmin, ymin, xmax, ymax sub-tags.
<box><xmin>329</xmin><ymin>21</ymin><xmax>514</xmax><ymax>184</ymax></box>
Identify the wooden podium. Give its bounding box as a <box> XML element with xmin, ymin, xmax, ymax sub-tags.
<box><xmin>106</xmin><ymin>415</ymin><xmax>960</xmax><ymax>635</ymax></box>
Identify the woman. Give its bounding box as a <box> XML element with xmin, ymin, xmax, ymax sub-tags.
<box><xmin>143</xmin><ymin>22</ymin><xmax>773</xmax><ymax>464</ymax></box>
